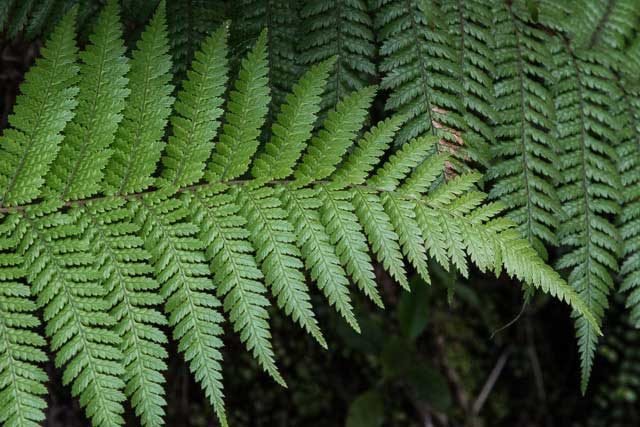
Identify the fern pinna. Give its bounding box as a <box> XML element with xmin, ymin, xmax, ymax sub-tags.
<box><xmin>0</xmin><ymin>2</ymin><xmax>599</xmax><ymax>427</ymax></box>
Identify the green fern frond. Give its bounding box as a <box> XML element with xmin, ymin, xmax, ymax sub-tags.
<box><xmin>370</xmin><ymin>135</ymin><xmax>437</xmax><ymax>191</ymax></box>
<box><xmin>251</xmin><ymin>58</ymin><xmax>334</xmax><ymax>181</ymax></box>
<box><xmin>235</xmin><ymin>185</ymin><xmax>326</xmax><ymax>346</ymax></box>
<box><xmin>383</xmin><ymin>191</ymin><xmax>432</xmax><ymax>284</ymax></box>
<box><xmin>318</xmin><ymin>186</ymin><xmax>383</xmax><ymax>307</ymax></box>
<box><xmin>280</xmin><ymin>186</ymin><xmax>359</xmax><ymax>331</ymax></box>
<box><xmin>207</xmin><ymin>30</ymin><xmax>270</xmax><ymax>182</ymax></box>
<box><xmin>132</xmin><ymin>193</ymin><xmax>227</xmax><ymax>426</ymax></box>
<box><xmin>616</xmin><ymin>81</ymin><xmax>640</xmax><ymax>328</ymax></box>
<box><xmin>487</xmin><ymin>2</ymin><xmax>561</xmax><ymax>259</ymax></box>
<box><xmin>351</xmin><ymin>187</ymin><xmax>409</xmax><ymax>290</ymax></box>
<box><xmin>569</xmin><ymin>0</ymin><xmax>640</xmax><ymax>50</ymax></box>
<box><xmin>294</xmin><ymin>85</ymin><xmax>377</xmax><ymax>184</ymax></box>
<box><xmin>440</xmin><ymin>0</ymin><xmax>495</xmax><ymax>166</ymax></box>
<box><xmin>0</xmin><ymin>0</ymin><xmax>102</xmax><ymax>40</ymax></box>
<box><xmin>552</xmin><ymin>41</ymin><xmax>622</xmax><ymax>393</ymax></box>
<box><xmin>46</xmin><ymin>0</ymin><xmax>129</xmax><ymax>201</ymax></box>
<box><xmin>104</xmin><ymin>1</ymin><xmax>174</xmax><ymax>196</ymax></box>
<box><xmin>330</xmin><ymin>115</ymin><xmax>405</xmax><ymax>187</ymax></box>
<box><xmin>0</xmin><ymin>218</ymin><xmax>48</xmax><ymax>427</ymax></box>
<box><xmin>79</xmin><ymin>199</ymin><xmax>169</xmax><ymax>427</ymax></box>
<box><xmin>167</xmin><ymin>0</ymin><xmax>227</xmax><ymax>82</ymax></box>
<box><xmin>375</xmin><ymin>0</ymin><xmax>467</xmax><ymax>150</ymax></box>
<box><xmin>0</xmin><ymin>8</ymin><xmax>79</xmax><ymax>206</ymax></box>
<box><xmin>0</xmin><ymin>7</ymin><xmax>609</xmax><ymax>425</ymax></box>
<box><xmin>419</xmin><ymin>192</ymin><xmax>601</xmax><ymax>330</ymax></box>
<box><xmin>186</xmin><ymin>187</ymin><xmax>285</xmax><ymax>386</ymax></box>
<box><xmin>532</xmin><ymin>0</ymin><xmax>573</xmax><ymax>34</ymax></box>
<box><xmin>162</xmin><ymin>24</ymin><xmax>230</xmax><ymax>188</ymax></box>
<box><xmin>16</xmin><ymin>205</ymin><xmax>127</xmax><ymax>427</ymax></box>
<box><xmin>299</xmin><ymin>0</ymin><xmax>376</xmax><ymax>110</ymax></box>
<box><xmin>235</xmin><ymin>0</ymin><xmax>301</xmax><ymax>108</ymax></box>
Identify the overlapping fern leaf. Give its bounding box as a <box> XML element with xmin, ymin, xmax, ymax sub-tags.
<box><xmin>299</xmin><ymin>0</ymin><xmax>376</xmax><ymax>111</ymax></box>
<box><xmin>487</xmin><ymin>1</ymin><xmax>561</xmax><ymax>260</ymax></box>
<box><xmin>0</xmin><ymin>2</ymin><xmax>602</xmax><ymax>426</ymax></box>
<box><xmin>616</xmin><ymin>78</ymin><xmax>640</xmax><ymax>328</ymax></box>
<box><xmin>235</xmin><ymin>0</ymin><xmax>302</xmax><ymax>109</ymax></box>
<box><xmin>552</xmin><ymin>39</ymin><xmax>622</xmax><ymax>392</ymax></box>
<box><xmin>0</xmin><ymin>217</ymin><xmax>48</xmax><ymax>427</ymax></box>
<box><xmin>167</xmin><ymin>0</ymin><xmax>227</xmax><ymax>82</ymax></box>
<box><xmin>569</xmin><ymin>0</ymin><xmax>640</xmax><ymax>50</ymax></box>
<box><xmin>440</xmin><ymin>0</ymin><xmax>496</xmax><ymax>166</ymax></box>
<box><xmin>374</xmin><ymin>0</ymin><xmax>469</xmax><ymax>170</ymax></box>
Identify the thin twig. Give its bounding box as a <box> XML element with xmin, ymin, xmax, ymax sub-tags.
<box><xmin>472</xmin><ymin>349</ymin><xmax>510</xmax><ymax>415</ymax></box>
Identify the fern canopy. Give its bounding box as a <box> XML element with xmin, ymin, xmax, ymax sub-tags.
<box><xmin>0</xmin><ymin>2</ymin><xmax>611</xmax><ymax>426</ymax></box>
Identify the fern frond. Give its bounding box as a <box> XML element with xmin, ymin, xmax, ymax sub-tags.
<box><xmin>46</xmin><ymin>0</ymin><xmax>129</xmax><ymax>201</ymax></box>
<box><xmin>162</xmin><ymin>24</ymin><xmax>230</xmax><ymax>188</ymax></box>
<box><xmin>132</xmin><ymin>194</ymin><xmax>227</xmax><ymax>426</ymax></box>
<box><xmin>299</xmin><ymin>0</ymin><xmax>376</xmax><ymax>110</ymax></box>
<box><xmin>0</xmin><ymin>8</ymin><xmax>78</xmax><ymax>206</ymax></box>
<box><xmin>0</xmin><ymin>218</ymin><xmax>48</xmax><ymax>427</ymax></box>
<box><xmin>186</xmin><ymin>187</ymin><xmax>285</xmax><ymax>386</ymax></box>
<box><xmin>330</xmin><ymin>115</ymin><xmax>405</xmax><ymax>187</ymax></box>
<box><xmin>351</xmin><ymin>187</ymin><xmax>409</xmax><ymax>290</ymax></box>
<box><xmin>294</xmin><ymin>85</ymin><xmax>376</xmax><ymax>184</ymax></box>
<box><xmin>0</xmin><ymin>8</ymin><xmax>612</xmax><ymax>423</ymax></box>
<box><xmin>280</xmin><ymin>186</ymin><xmax>359</xmax><ymax>331</ymax></box>
<box><xmin>487</xmin><ymin>2</ymin><xmax>561</xmax><ymax>259</ymax></box>
<box><xmin>318</xmin><ymin>186</ymin><xmax>382</xmax><ymax>307</ymax></box>
<box><xmin>251</xmin><ymin>58</ymin><xmax>334</xmax><ymax>181</ymax></box>
<box><xmin>16</xmin><ymin>205</ymin><xmax>126</xmax><ymax>427</ymax></box>
<box><xmin>370</xmin><ymin>135</ymin><xmax>437</xmax><ymax>191</ymax></box>
<box><xmin>416</xmin><ymin>188</ymin><xmax>601</xmax><ymax>330</ymax></box>
<box><xmin>235</xmin><ymin>185</ymin><xmax>326</xmax><ymax>346</ymax></box>
<box><xmin>167</xmin><ymin>0</ymin><xmax>227</xmax><ymax>82</ymax></box>
<box><xmin>552</xmin><ymin>41</ymin><xmax>622</xmax><ymax>392</ymax></box>
<box><xmin>375</xmin><ymin>0</ymin><xmax>466</xmax><ymax>149</ymax></box>
<box><xmin>382</xmin><ymin>191</ymin><xmax>431</xmax><ymax>284</ymax></box>
<box><xmin>615</xmin><ymin>81</ymin><xmax>640</xmax><ymax>328</ymax></box>
<box><xmin>207</xmin><ymin>30</ymin><xmax>270</xmax><ymax>182</ymax></box>
<box><xmin>104</xmin><ymin>1</ymin><xmax>174</xmax><ymax>195</ymax></box>
<box><xmin>441</xmin><ymin>0</ymin><xmax>496</xmax><ymax>165</ymax></box>
<box><xmin>570</xmin><ymin>0</ymin><xmax>640</xmax><ymax>50</ymax></box>
<box><xmin>235</xmin><ymin>0</ymin><xmax>301</xmax><ymax>108</ymax></box>
<box><xmin>79</xmin><ymin>200</ymin><xmax>169</xmax><ymax>427</ymax></box>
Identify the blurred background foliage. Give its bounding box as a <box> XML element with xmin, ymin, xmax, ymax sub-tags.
<box><xmin>2</xmin><ymin>0</ymin><xmax>640</xmax><ymax>426</ymax></box>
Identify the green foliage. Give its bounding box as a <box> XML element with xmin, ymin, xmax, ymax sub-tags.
<box><xmin>488</xmin><ymin>1</ymin><xmax>561</xmax><ymax>259</ymax></box>
<box><xmin>375</xmin><ymin>0</ymin><xmax>466</xmax><ymax>150</ymax></box>
<box><xmin>0</xmin><ymin>219</ymin><xmax>47</xmax><ymax>427</ymax></box>
<box><xmin>80</xmin><ymin>199</ymin><xmax>168</xmax><ymax>427</ymax></box>
<box><xmin>162</xmin><ymin>25</ymin><xmax>230</xmax><ymax>188</ymax></box>
<box><xmin>552</xmin><ymin>41</ymin><xmax>622</xmax><ymax>392</ymax></box>
<box><xmin>208</xmin><ymin>31</ymin><xmax>270</xmax><ymax>182</ymax></box>
<box><xmin>234</xmin><ymin>0</ymin><xmax>301</xmax><ymax>108</ymax></box>
<box><xmin>167</xmin><ymin>0</ymin><xmax>227</xmax><ymax>82</ymax></box>
<box><xmin>17</xmin><ymin>203</ymin><xmax>127</xmax><ymax>427</ymax></box>
<box><xmin>570</xmin><ymin>0</ymin><xmax>640</xmax><ymax>50</ymax></box>
<box><xmin>133</xmin><ymin>194</ymin><xmax>227</xmax><ymax>425</ymax></box>
<box><xmin>299</xmin><ymin>0</ymin><xmax>376</xmax><ymax>110</ymax></box>
<box><xmin>4</xmin><ymin>1</ymin><xmax>640</xmax><ymax>425</ymax></box>
<box><xmin>0</xmin><ymin>7</ymin><xmax>78</xmax><ymax>206</ymax></box>
<box><xmin>104</xmin><ymin>2</ymin><xmax>174</xmax><ymax>196</ymax></box>
<box><xmin>441</xmin><ymin>0</ymin><xmax>496</xmax><ymax>166</ymax></box>
<box><xmin>46</xmin><ymin>0</ymin><xmax>130</xmax><ymax>201</ymax></box>
<box><xmin>618</xmin><ymin>81</ymin><xmax>640</xmax><ymax>328</ymax></box>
